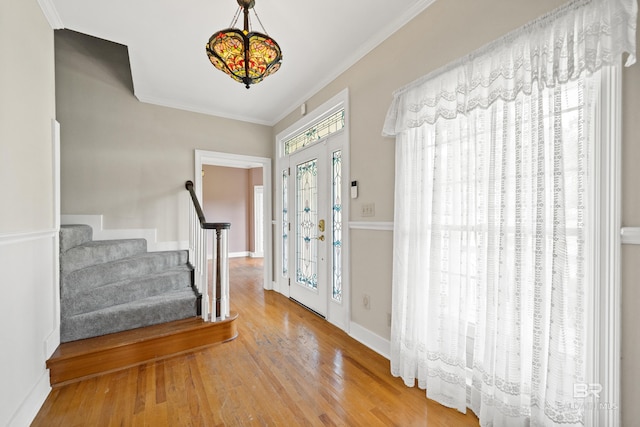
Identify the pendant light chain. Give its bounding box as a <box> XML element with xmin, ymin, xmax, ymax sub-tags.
<box><xmin>228</xmin><ymin>6</ymin><xmax>242</xmax><ymax>28</ymax></box>
<box><xmin>252</xmin><ymin>8</ymin><xmax>270</xmax><ymax>35</ymax></box>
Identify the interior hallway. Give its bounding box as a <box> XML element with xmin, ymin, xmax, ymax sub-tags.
<box><xmin>32</xmin><ymin>257</ymin><xmax>479</xmax><ymax>426</ymax></box>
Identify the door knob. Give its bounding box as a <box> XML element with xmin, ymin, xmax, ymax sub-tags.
<box><xmin>313</xmin><ymin>235</ymin><xmax>325</xmax><ymax>241</ymax></box>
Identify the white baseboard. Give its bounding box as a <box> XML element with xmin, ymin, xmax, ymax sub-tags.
<box><xmin>60</xmin><ymin>214</ymin><xmax>103</xmax><ymax>232</ymax></box>
<box><xmin>8</xmin><ymin>370</ymin><xmax>50</xmax><ymax>427</ymax></box>
<box><xmin>271</xmin><ymin>281</ymin><xmax>288</xmax><ymax>296</ymax></box>
<box><xmin>60</xmin><ymin>215</ymin><xmax>187</xmax><ymax>252</ymax></box>
<box><xmin>207</xmin><ymin>251</ymin><xmax>250</xmax><ymax>261</ymax></box>
<box><xmin>44</xmin><ymin>327</ymin><xmax>60</xmax><ymax>359</ymax></box>
<box><xmin>155</xmin><ymin>240</ymin><xmax>189</xmax><ymax>251</ymax></box>
<box><xmin>250</xmin><ymin>252</ymin><xmax>264</xmax><ymax>258</ymax></box>
<box><xmin>349</xmin><ymin>322</ymin><xmax>391</xmax><ymax>360</ymax></box>
<box><xmin>61</xmin><ymin>214</ymin><xmax>156</xmax><ymax>246</ymax></box>
<box><xmin>230</xmin><ymin>251</ymin><xmax>250</xmax><ymax>258</ymax></box>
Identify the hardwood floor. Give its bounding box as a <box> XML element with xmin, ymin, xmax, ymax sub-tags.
<box><xmin>33</xmin><ymin>257</ymin><xmax>479</xmax><ymax>426</ymax></box>
<box><xmin>47</xmin><ymin>315</ymin><xmax>238</xmax><ymax>386</ymax></box>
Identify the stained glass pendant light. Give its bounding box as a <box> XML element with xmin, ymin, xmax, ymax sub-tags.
<box><xmin>206</xmin><ymin>0</ymin><xmax>282</xmax><ymax>89</ymax></box>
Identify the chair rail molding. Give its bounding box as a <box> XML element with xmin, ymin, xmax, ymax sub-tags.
<box><xmin>0</xmin><ymin>229</ymin><xmax>57</xmax><ymax>246</ymax></box>
<box><xmin>349</xmin><ymin>221</ymin><xmax>394</xmax><ymax>231</ymax></box>
<box><xmin>621</xmin><ymin>227</ymin><xmax>640</xmax><ymax>244</ymax></box>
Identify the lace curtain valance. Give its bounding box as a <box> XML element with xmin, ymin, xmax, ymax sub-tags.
<box><xmin>382</xmin><ymin>0</ymin><xmax>637</xmax><ymax>137</ymax></box>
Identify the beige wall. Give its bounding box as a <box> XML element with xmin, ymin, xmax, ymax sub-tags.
<box><xmin>273</xmin><ymin>0</ymin><xmax>640</xmax><ymax>423</ymax></box>
<box><xmin>55</xmin><ymin>30</ymin><xmax>272</xmax><ymax>244</ymax></box>
<box><xmin>202</xmin><ymin>165</ymin><xmax>250</xmax><ymax>253</ymax></box>
<box><xmin>201</xmin><ymin>166</ymin><xmax>263</xmax><ymax>254</ymax></box>
<box><xmin>53</xmin><ymin>0</ymin><xmax>640</xmax><ymax>422</ymax></box>
<box><xmin>620</xmin><ymin>17</ymin><xmax>640</xmax><ymax>426</ymax></box>
<box><xmin>0</xmin><ymin>0</ymin><xmax>57</xmax><ymax>425</ymax></box>
<box><xmin>0</xmin><ymin>1</ymin><xmax>55</xmax><ymax>233</ymax></box>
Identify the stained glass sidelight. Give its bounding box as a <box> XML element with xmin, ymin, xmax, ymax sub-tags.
<box><xmin>296</xmin><ymin>159</ymin><xmax>318</xmax><ymax>289</ymax></box>
<box><xmin>332</xmin><ymin>151</ymin><xmax>343</xmax><ymax>302</ymax></box>
<box><xmin>282</xmin><ymin>169</ymin><xmax>289</xmax><ymax>277</ymax></box>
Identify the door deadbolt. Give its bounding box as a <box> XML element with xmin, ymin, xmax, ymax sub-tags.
<box><xmin>318</xmin><ymin>219</ymin><xmax>325</xmax><ymax>232</ymax></box>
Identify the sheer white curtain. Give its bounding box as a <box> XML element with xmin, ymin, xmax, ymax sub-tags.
<box><xmin>383</xmin><ymin>0</ymin><xmax>636</xmax><ymax>425</ymax></box>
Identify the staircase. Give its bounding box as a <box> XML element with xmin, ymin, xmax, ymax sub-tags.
<box><xmin>48</xmin><ymin>220</ymin><xmax>237</xmax><ymax>386</ymax></box>
<box><xmin>59</xmin><ymin>224</ymin><xmax>199</xmax><ymax>343</ymax></box>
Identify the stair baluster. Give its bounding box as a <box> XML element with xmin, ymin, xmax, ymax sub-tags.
<box><xmin>186</xmin><ymin>180</ymin><xmax>231</xmax><ymax>321</ymax></box>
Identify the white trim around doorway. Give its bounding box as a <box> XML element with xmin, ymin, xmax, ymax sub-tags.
<box><xmin>194</xmin><ymin>150</ymin><xmax>273</xmax><ymax>291</ymax></box>
<box><xmin>274</xmin><ymin>88</ymin><xmax>351</xmax><ymax>333</ymax></box>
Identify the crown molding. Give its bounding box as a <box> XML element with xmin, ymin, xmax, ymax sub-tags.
<box><xmin>270</xmin><ymin>0</ymin><xmax>437</xmax><ymax>126</ymax></box>
<box><xmin>37</xmin><ymin>0</ymin><xmax>64</xmax><ymax>29</ymax></box>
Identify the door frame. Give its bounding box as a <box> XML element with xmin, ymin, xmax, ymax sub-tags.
<box><xmin>194</xmin><ymin>150</ymin><xmax>272</xmax><ymax>291</ymax></box>
<box><xmin>253</xmin><ymin>185</ymin><xmax>264</xmax><ymax>258</ymax></box>
<box><xmin>274</xmin><ymin>88</ymin><xmax>351</xmax><ymax>332</ymax></box>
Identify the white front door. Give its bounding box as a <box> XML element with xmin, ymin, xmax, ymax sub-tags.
<box><xmin>276</xmin><ymin>90</ymin><xmax>349</xmax><ymax>329</ymax></box>
<box><xmin>288</xmin><ymin>143</ymin><xmax>328</xmax><ymax>315</ymax></box>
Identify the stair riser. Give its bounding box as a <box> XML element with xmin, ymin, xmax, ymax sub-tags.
<box><xmin>62</xmin><ymin>270</ymin><xmax>192</xmax><ymax>316</ymax></box>
<box><xmin>47</xmin><ymin>316</ymin><xmax>238</xmax><ymax>386</ymax></box>
<box><xmin>61</xmin><ymin>239</ymin><xmax>147</xmax><ymax>276</ymax></box>
<box><xmin>61</xmin><ymin>293</ymin><xmax>197</xmax><ymax>342</ymax></box>
<box><xmin>62</xmin><ymin>251</ymin><xmax>190</xmax><ymax>294</ymax></box>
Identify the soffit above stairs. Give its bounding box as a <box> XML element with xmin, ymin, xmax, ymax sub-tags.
<box><xmin>41</xmin><ymin>0</ymin><xmax>436</xmax><ymax>125</ymax></box>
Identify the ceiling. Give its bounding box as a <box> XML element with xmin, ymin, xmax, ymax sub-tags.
<box><xmin>47</xmin><ymin>0</ymin><xmax>436</xmax><ymax>125</ymax></box>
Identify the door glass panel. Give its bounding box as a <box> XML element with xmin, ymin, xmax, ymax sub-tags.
<box><xmin>332</xmin><ymin>150</ymin><xmax>342</xmax><ymax>302</ymax></box>
<box><xmin>282</xmin><ymin>169</ymin><xmax>288</xmax><ymax>277</ymax></box>
<box><xmin>296</xmin><ymin>158</ymin><xmax>318</xmax><ymax>290</ymax></box>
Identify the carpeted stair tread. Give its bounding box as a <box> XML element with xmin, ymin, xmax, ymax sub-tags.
<box><xmin>61</xmin><ymin>289</ymin><xmax>198</xmax><ymax>342</ymax></box>
<box><xmin>60</xmin><ymin>238</ymin><xmax>147</xmax><ymax>276</ymax></box>
<box><xmin>58</xmin><ymin>224</ymin><xmax>198</xmax><ymax>343</ymax></box>
<box><xmin>60</xmin><ymin>224</ymin><xmax>93</xmax><ymax>252</ymax></box>
<box><xmin>62</xmin><ymin>266</ymin><xmax>194</xmax><ymax>316</ymax></box>
<box><xmin>62</xmin><ymin>250</ymin><xmax>190</xmax><ymax>294</ymax></box>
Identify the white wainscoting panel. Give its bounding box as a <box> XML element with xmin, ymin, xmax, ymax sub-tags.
<box><xmin>60</xmin><ymin>214</ymin><xmax>187</xmax><ymax>252</ymax></box>
<box><xmin>0</xmin><ymin>230</ymin><xmax>57</xmax><ymax>427</ymax></box>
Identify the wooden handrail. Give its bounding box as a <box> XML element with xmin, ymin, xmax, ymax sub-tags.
<box><xmin>185</xmin><ymin>180</ymin><xmax>231</xmax><ymax>321</ymax></box>
<box><xmin>185</xmin><ymin>181</ymin><xmax>231</xmax><ymax>231</ymax></box>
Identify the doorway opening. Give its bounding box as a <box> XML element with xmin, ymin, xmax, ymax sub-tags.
<box><xmin>194</xmin><ymin>150</ymin><xmax>272</xmax><ymax>290</ymax></box>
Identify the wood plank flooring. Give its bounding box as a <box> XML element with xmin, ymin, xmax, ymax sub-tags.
<box><xmin>33</xmin><ymin>257</ymin><xmax>479</xmax><ymax>426</ymax></box>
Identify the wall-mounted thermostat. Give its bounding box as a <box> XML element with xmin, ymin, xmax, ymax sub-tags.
<box><xmin>351</xmin><ymin>180</ymin><xmax>358</xmax><ymax>199</ymax></box>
